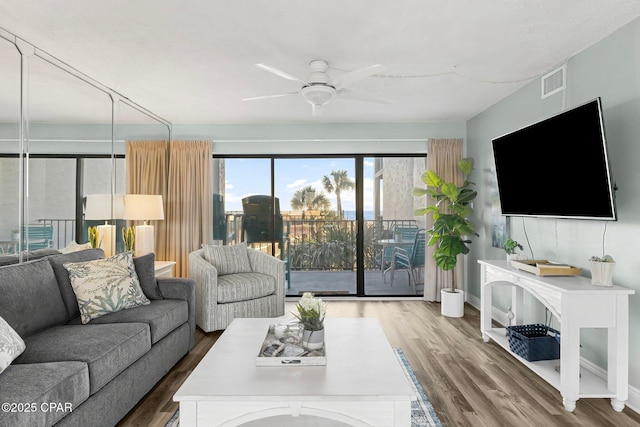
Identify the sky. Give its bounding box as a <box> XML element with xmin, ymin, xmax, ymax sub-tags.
<box><xmin>223</xmin><ymin>158</ymin><xmax>377</xmax><ymax>213</ymax></box>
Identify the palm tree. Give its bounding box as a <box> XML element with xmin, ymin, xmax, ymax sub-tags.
<box><xmin>290</xmin><ymin>186</ymin><xmax>331</xmax><ymax>212</ymax></box>
<box><xmin>322</xmin><ymin>170</ymin><xmax>354</xmax><ymax>219</ymax></box>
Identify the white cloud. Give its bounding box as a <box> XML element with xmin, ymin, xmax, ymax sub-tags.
<box><xmin>286</xmin><ymin>179</ymin><xmax>307</xmax><ymax>190</ymax></box>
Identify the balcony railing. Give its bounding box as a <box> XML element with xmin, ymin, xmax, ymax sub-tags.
<box><xmin>38</xmin><ymin>219</ymin><xmax>75</xmax><ymax>249</ymax></box>
<box><xmin>224</xmin><ymin>214</ymin><xmax>417</xmax><ymax>271</ymax></box>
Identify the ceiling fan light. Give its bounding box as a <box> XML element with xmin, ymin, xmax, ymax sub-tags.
<box><xmin>301</xmin><ymin>85</ymin><xmax>335</xmax><ymax>106</ymax></box>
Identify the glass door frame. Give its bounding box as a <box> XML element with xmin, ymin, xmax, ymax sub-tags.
<box><xmin>214</xmin><ymin>152</ymin><xmax>423</xmax><ymax>298</ymax></box>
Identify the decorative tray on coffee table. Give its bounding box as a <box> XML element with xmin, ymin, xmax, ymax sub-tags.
<box><xmin>256</xmin><ymin>323</ymin><xmax>326</xmax><ymax>366</ymax></box>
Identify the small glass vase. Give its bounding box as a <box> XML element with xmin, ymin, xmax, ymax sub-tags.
<box><xmin>302</xmin><ymin>328</ymin><xmax>325</xmax><ymax>350</ymax></box>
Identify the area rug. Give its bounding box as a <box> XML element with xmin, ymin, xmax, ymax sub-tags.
<box><xmin>166</xmin><ymin>348</ymin><xmax>442</xmax><ymax>427</ymax></box>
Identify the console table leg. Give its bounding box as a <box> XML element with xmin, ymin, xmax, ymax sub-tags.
<box><xmin>482</xmin><ymin>333</ymin><xmax>490</xmax><ymax>343</ymax></box>
<box><xmin>611</xmin><ymin>398</ymin><xmax>626</xmax><ymax>412</ymax></box>
<box><xmin>562</xmin><ymin>398</ymin><xmax>576</xmax><ymax>412</ymax></box>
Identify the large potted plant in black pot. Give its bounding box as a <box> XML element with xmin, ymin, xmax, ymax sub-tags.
<box><xmin>414</xmin><ymin>158</ymin><xmax>478</xmax><ymax>317</ymax></box>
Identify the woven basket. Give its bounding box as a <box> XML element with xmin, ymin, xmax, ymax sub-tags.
<box><xmin>506</xmin><ymin>323</ymin><xmax>560</xmax><ymax>362</ymax></box>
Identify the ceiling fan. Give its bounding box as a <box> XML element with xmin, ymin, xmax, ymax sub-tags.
<box><xmin>243</xmin><ymin>60</ymin><xmax>392</xmax><ymax>116</ymax></box>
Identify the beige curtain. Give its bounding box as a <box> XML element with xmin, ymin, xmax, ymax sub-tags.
<box><xmin>126</xmin><ymin>140</ymin><xmax>212</xmax><ymax>277</ymax></box>
<box><xmin>424</xmin><ymin>138</ymin><xmax>464</xmax><ymax>302</ymax></box>
<box><xmin>126</xmin><ymin>141</ymin><xmax>169</xmax><ymax>261</ymax></box>
<box><xmin>166</xmin><ymin>140</ymin><xmax>213</xmax><ymax>277</ymax></box>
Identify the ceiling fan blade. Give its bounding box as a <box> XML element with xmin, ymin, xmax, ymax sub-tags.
<box><xmin>337</xmin><ymin>89</ymin><xmax>393</xmax><ymax>105</ymax></box>
<box><xmin>333</xmin><ymin>64</ymin><xmax>384</xmax><ymax>89</ymax></box>
<box><xmin>255</xmin><ymin>64</ymin><xmax>307</xmax><ymax>84</ymax></box>
<box><xmin>242</xmin><ymin>92</ymin><xmax>299</xmax><ymax>101</ymax></box>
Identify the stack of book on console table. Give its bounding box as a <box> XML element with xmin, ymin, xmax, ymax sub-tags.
<box><xmin>510</xmin><ymin>259</ymin><xmax>582</xmax><ymax>276</ymax></box>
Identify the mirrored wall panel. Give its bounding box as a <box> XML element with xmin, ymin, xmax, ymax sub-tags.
<box><xmin>0</xmin><ymin>35</ymin><xmax>22</xmax><ymax>256</ymax></box>
<box><xmin>0</xmin><ymin>31</ymin><xmax>171</xmax><ymax>263</ymax></box>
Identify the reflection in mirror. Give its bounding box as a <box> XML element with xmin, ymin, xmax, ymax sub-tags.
<box><xmin>116</xmin><ymin>100</ymin><xmax>170</xmax><ymax>255</ymax></box>
<box><xmin>27</xmin><ymin>54</ymin><xmax>112</xmax><ymax>252</ymax></box>
<box><xmin>0</xmin><ymin>36</ymin><xmax>21</xmax><ymax>257</ymax></box>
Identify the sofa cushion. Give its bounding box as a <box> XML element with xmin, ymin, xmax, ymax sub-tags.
<box><xmin>0</xmin><ymin>257</ymin><xmax>68</xmax><ymax>337</ymax></box>
<box><xmin>67</xmin><ymin>299</ymin><xmax>188</xmax><ymax>344</ymax></box>
<box><xmin>0</xmin><ymin>253</ymin><xmax>19</xmax><ymax>266</ymax></box>
<box><xmin>0</xmin><ymin>315</ymin><xmax>25</xmax><ymax>374</ymax></box>
<box><xmin>63</xmin><ymin>252</ymin><xmax>151</xmax><ymax>324</ymax></box>
<box><xmin>203</xmin><ymin>242</ymin><xmax>252</xmax><ymax>275</ymax></box>
<box><xmin>48</xmin><ymin>248</ymin><xmax>106</xmax><ymax>320</ymax></box>
<box><xmin>133</xmin><ymin>252</ymin><xmax>163</xmax><ymax>300</ymax></box>
<box><xmin>0</xmin><ymin>361</ymin><xmax>89</xmax><ymax>427</ymax></box>
<box><xmin>23</xmin><ymin>248</ymin><xmax>60</xmax><ymax>261</ymax></box>
<box><xmin>14</xmin><ymin>323</ymin><xmax>151</xmax><ymax>395</ymax></box>
<box><xmin>217</xmin><ymin>272</ymin><xmax>276</xmax><ymax>303</ymax></box>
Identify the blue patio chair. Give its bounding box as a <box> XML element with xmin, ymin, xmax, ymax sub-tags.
<box><xmin>21</xmin><ymin>224</ymin><xmax>54</xmax><ymax>250</ymax></box>
<box><xmin>377</xmin><ymin>225</ymin><xmax>418</xmax><ymax>269</ymax></box>
<box><xmin>385</xmin><ymin>229</ymin><xmax>426</xmax><ymax>288</ymax></box>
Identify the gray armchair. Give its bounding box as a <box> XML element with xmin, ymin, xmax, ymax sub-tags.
<box><xmin>189</xmin><ymin>245</ymin><xmax>286</xmax><ymax>332</ymax></box>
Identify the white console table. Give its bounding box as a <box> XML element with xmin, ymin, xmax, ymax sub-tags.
<box><xmin>478</xmin><ymin>260</ymin><xmax>634</xmax><ymax>412</ymax></box>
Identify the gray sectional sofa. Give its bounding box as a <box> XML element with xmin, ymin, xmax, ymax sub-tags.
<box><xmin>0</xmin><ymin>248</ymin><xmax>196</xmax><ymax>427</ymax></box>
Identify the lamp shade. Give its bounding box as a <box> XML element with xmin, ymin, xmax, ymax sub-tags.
<box><xmin>124</xmin><ymin>195</ymin><xmax>165</xmax><ymax>221</ymax></box>
<box><xmin>85</xmin><ymin>194</ymin><xmax>125</xmax><ymax>220</ymax></box>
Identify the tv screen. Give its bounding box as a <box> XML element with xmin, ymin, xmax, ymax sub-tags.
<box><xmin>492</xmin><ymin>98</ymin><xmax>617</xmax><ymax>220</ymax></box>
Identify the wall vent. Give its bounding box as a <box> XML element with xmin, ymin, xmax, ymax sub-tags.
<box><xmin>541</xmin><ymin>65</ymin><xmax>566</xmax><ymax>99</ymax></box>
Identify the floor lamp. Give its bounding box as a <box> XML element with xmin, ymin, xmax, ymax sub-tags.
<box><xmin>124</xmin><ymin>194</ymin><xmax>164</xmax><ymax>256</ymax></box>
<box><xmin>85</xmin><ymin>194</ymin><xmax>124</xmax><ymax>257</ymax></box>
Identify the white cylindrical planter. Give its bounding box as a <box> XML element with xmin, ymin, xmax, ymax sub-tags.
<box><xmin>441</xmin><ymin>288</ymin><xmax>465</xmax><ymax>317</ymax></box>
<box><xmin>590</xmin><ymin>261</ymin><xmax>615</xmax><ymax>286</ymax></box>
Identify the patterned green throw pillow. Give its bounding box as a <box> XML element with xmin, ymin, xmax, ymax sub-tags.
<box><xmin>64</xmin><ymin>252</ymin><xmax>150</xmax><ymax>324</ymax></box>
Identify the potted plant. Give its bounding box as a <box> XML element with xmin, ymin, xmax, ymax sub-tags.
<box><xmin>414</xmin><ymin>158</ymin><xmax>478</xmax><ymax>317</ymax></box>
<box><xmin>88</xmin><ymin>226</ymin><xmax>100</xmax><ymax>249</ymax></box>
<box><xmin>504</xmin><ymin>238</ymin><xmax>524</xmax><ymax>262</ymax></box>
<box><xmin>122</xmin><ymin>226</ymin><xmax>135</xmax><ymax>254</ymax></box>
<box><xmin>588</xmin><ymin>254</ymin><xmax>615</xmax><ymax>286</ymax></box>
<box><xmin>292</xmin><ymin>292</ymin><xmax>327</xmax><ymax>350</ymax></box>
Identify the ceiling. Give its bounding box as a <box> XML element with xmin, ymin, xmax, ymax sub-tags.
<box><xmin>1</xmin><ymin>0</ymin><xmax>640</xmax><ymax>124</ymax></box>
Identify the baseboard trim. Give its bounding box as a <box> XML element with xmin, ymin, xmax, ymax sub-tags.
<box><xmin>466</xmin><ymin>294</ymin><xmax>640</xmax><ymax>414</ymax></box>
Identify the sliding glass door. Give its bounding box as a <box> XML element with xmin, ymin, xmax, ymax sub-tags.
<box><xmin>275</xmin><ymin>158</ymin><xmax>357</xmax><ymax>296</ymax></box>
<box><xmin>217</xmin><ymin>154</ymin><xmax>425</xmax><ymax>297</ymax></box>
<box><xmin>363</xmin><ymin>156</ymin><xmax>426</xmax><ymax>296</ymax></box>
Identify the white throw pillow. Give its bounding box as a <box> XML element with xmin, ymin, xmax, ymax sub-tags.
<box><xmin>203</xmin><ymin>242</ymin><xmax>252</xmax><ymax>275</ymax></box>
<box><xmin>60</xmin><ymin>241</ymin><xmax>92</xmax><ymax>254</ymax></box>
<box><xmin>63</xmin><ymin>252</ymin><xmax>150</xmax><ymax>324</ymax></box>
<box><xmin>0</xmin><ymin>315</ymin><xmax>26</xmax><ymax>374</ymax></box>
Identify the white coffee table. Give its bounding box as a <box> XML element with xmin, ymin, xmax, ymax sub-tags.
<box><xmin>174</xmin><ymin>317</ymin><xmax>416</xmax><ymax>426</ymax></box>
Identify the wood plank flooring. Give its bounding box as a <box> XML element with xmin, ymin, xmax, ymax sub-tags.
<box><xmin>117</xmin><ymin>301</ymin><xmax>640</xmax><ymax>427</ymax></box>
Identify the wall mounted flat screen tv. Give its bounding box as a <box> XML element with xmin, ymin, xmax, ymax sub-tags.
<box><xmin>491</xmin><ymin>98</ymin><xmax>617</xmax><ymax>220</ymax></box>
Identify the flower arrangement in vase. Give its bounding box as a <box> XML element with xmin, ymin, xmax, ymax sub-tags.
<box><xmin>292</xmin><ymin>292</ymin><xmax>327</xmax><ymax>350</ymax></box>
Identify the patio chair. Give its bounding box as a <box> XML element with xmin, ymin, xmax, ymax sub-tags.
<box><xmin>385</xmin><ymin>229</ymin><xmax>426</xmax><ymax>287</ymax></box>
<box><xmin>375</xmin><ymin>224</ymin><xmax>418</xmax><ymax>270</ymax></box>
<box><xmin>21</xmin><ymin>224</ymin><xmax>54</xmax><ymax>251</ymax></box>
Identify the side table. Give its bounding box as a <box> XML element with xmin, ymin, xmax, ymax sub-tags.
<box><xmin>154</xmin><ymin>261</ymin><xmax>176</xmax><ymax>278</ymax></box>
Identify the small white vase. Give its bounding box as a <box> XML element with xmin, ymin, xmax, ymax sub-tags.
<box><xmin>590</xmin><ymin>261</ymin><xmax>615</xmax><ymax>286</ymax></box>
<box><xmin>441</xmin><ymin>288</ymin><xmax>465</xmax><ymax>318</ymax></box>
<box><xmin>507</xmin><ymin>253</ymin><xmax>525</xmax><ymax>264</ymax></box>
<box><xmin>302</xmin><ymin>328</ymin><xmax>325</xmax><ymax>350</ymax></box>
